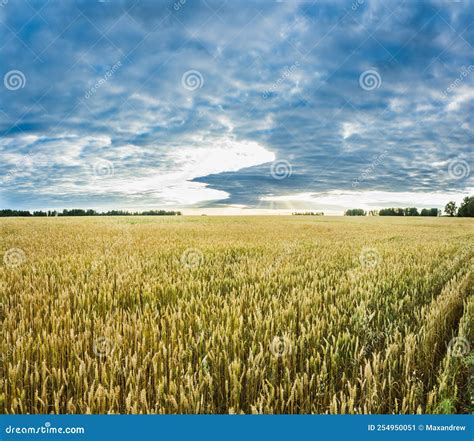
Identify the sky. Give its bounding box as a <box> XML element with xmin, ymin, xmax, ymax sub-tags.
<box><xmin>0</xmin><ymin>0</ymin><xmax>473</xmax><ymax>215</ymax></box>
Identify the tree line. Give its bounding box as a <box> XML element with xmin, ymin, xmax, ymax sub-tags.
<box><xmin>292</xmin><ymin>212</ymin><xmax>324</xmax><ymax>216</ymax></box>
<box><xmin>443</xmin><ymin>196</ymin><xmax>474</xmax><ymax>217</ymax></box>
<box><xmin>344</xmin><ymin>196</ymin><xmax>473</xmax><ymax>217</ymax></box>
<box><xmin>0</xmin><ymin>209</ymin><xmax>182</xmax><ymax>217</ymax></box>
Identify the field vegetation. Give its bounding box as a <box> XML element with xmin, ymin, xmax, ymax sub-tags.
<box><xmin>1</xmin><ymin>216</ymin><xmax>472</xmax><ymax>414</ymax></box>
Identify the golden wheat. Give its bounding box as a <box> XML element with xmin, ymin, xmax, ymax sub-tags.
<box><xmin>0</xmin><ymin>216</ymin><xmax>472</xmax><ymax>414</ymax></box>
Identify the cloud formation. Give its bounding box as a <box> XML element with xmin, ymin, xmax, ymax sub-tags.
<box><xmin>0</xmin><ymin>0</ymin><xmax>472</xmax><ymax>212</ymax></box>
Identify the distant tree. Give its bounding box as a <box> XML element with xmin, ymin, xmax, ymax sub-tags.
<box><xmin>368</xmin><ymin>210</ymin><xmax>379</xmax><ymax>216</ymax></box>
<box><xmin>0</xmin><ymin>208</ymin><xmax>182</xmax><ymax>217</ymax></box>
<box><xmin>444</xmin><ymin>201</ymin><xmax>457</xmax><ymax>217</ymax></box>
<box><xmin>140</xmin><ymin>210</ymin><xmax>181</xmax><ymax>216</ymax></box>
<box><xmin>104</xmin><ymin>210</ymin><xmax>131</xmax><ymax>216</ymax></box>
<box><xmin>61</xmin><ymin>209</ymin><xmax>88</xmax><ymax>216</ymax></box>
<box><xmin>404</xmin><ymin>207</ymin><xmax>419</xmax><ymax>216</ymax></box>
<box><xmin>344</xmin><ymin>209</ymin><xmax>366</xmax><ymax>216</ymax></box>
<box><xmin>420</xmin><ymin>208</ymin><xmax>439</xmax><ymax>217</ymax></box>
<box><xmin>0</xmin><ymin>209</ymin><xmax>32</xmax><ymax>217</ymax></box>
<box><xmin>396</xmin><ymin>208</ymin><xmax>405</xmax><ymax>216</ymax></box>
<box><xmin>457</xmin><ymin>196</ymin><xmax>474</xmax><ymax>217</ymax></box>
<box><xmin>292</xmin><ymin>212</ymin><xmax>324</xmax><ymax>216</ymax></box>
<box><xmin>379</xmin><ymin>208</ymin><xmax>404</xmax><ymax>216</ymax></box>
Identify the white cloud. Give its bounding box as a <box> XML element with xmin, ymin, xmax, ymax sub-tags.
<box><xmin>342</xmin><ymin>122</ymin><xmax>364</xmax><ymax>139</ymax></box>
<box><xmin>28</xmin><ymin>135</ymin><xmax>275</xmax><ymax>207</ymax></box>
<box><xmin>445</xmin><ymin>86</ymin><xmax>474</xmax><ymax>112</ymax></box>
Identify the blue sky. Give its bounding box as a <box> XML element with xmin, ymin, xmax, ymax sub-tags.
<box><xmin>0</xmin><ymin>0</ymin><xmax>472</xmax><ymax>214</ymax></box>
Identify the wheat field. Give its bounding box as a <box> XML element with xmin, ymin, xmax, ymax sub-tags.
<box><xmin>1</xmin><ymin>216</ymin><xmax>472</xmax><ymax>414</ymax></box>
